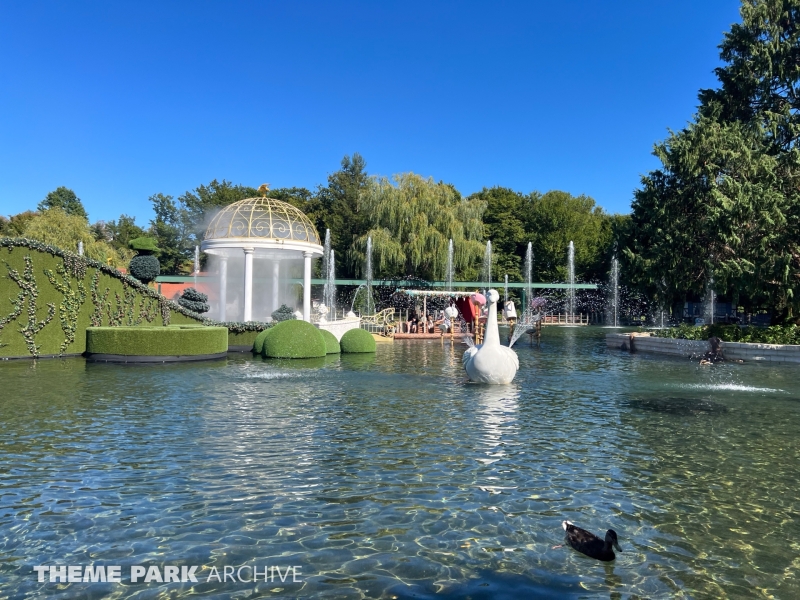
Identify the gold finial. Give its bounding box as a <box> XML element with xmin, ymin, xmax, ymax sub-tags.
<box><xmin>257</xmin><ymin>183</ymin><xmax>270</xmax><ymax>197</ymax></box>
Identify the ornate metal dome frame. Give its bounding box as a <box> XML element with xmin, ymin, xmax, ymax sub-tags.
<box><xmin>201</xmin><ymin>197</ymin><xmax>323</xmax><ymax>257</ymax></box>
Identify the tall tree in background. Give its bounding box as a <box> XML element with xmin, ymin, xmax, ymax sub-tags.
<box><xmin>355</xmin><ymin>173</ymin><xmax>486</xmax><ymax>280</ymax></box>
<box><xmin>149</xmin><ymin>193</ymin><xmax>190</xmax><ymax>275</ymax></box>
<box><xmin>625</xmin><ymin>0</ymin><xmax>800</xmax><ymax>319</ymax></box>
<box><xmin>38</xmin><ymin>187</ymin><xmax>88</xmax><ymax>220</ymax></box>
<box><xmin>178</xmin><ymin>179</ymin><xmax>259</xmax><ymax>246</ymax></box>
<box><xmin>524</xmin><ymin>191</ymin><xmax>612</xmax><ymax>282</ymax></box>
<box><xmin>316</xmin><ymin>153</ymin><xmax>370</xmax><ymax>277</ymax></box>
<box><xmin>471</xmin><ymin>187</ymin><xmax>527</xmax><ymax>282</ymax></box>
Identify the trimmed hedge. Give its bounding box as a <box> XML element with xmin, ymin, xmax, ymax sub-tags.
<box><xmin>253</xmin><ymin>328</ymin><xmax>272</xmax><ymax>354</ymax></box>
<box><xmin>129</xmin><ymin>254</ymin><xmax>160</xmax><ymax>283</ymax></box>
<box><xmin>86</xmin><ymin>325</ymin><xmax>228</xmax><ymax>356</ymax></box>
<box><xmin>228</xmin><ymin>329</ymin><xmax>264</xmax><ymax>350</ymax></box>
<box><xmin>178</xmin><ymin>287</ymin><xmax>209</xmax><ymax>314</ymax></box>
<box><xmin>261</xmin><ymin>320</ymin><xmax>326</xmax><ymax>359</ymax></box>
<box><xmin>319</xmin><ymin>328</ymin><xmax>341</xmax><ymax>354</ymax></box>
<box><xmin>340</xmin><ymin>328</ymin><xmax>376</xmax><ymax>353</ymax></box>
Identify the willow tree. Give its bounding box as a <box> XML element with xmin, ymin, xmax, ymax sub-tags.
<box><xmin>352</xmin><ymin>173</ymin><xmax>486</xmax><ymax>281</ymax></box>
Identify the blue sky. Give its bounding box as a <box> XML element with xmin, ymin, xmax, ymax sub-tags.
<box><xmin>0</xmin><ymin>1</ymin><xmax>742</xmax><ymax>224</ymax></box>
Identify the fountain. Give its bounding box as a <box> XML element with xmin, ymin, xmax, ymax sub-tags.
<box><xmin>705</xmin><ymin>274</ymin><xmax>716</xmax><ymax>325</ymax></box>
<box><xmin>365</xmin><ymin>236</ymin><xmax>375</xmax><ymax>315</ymax></box>
<box><xmin>481</xmin><ymin>241</ymin><xmax>492</xmax><ymax>290</ymax></box>
<box><xmin>446</xmin><ymin>239</ymin><xmax>454</xmax><ymax>292</ymax></box>
<box><xmin>609</xmin><ymin>255</ymin><xmax>619</xmax><ymax>327</ymax></box>
<box><xmin>504</xmin><ymin>274</ymin><xmax>508</xmax><ymax>304</ymax></box>
<box><xmin>326</xmin><ymin>249</ymin><xmax>337</xmax><ymax>319</ymax></box>
<box><xmin>77</xmin><ymin>241</ymin><xmax>84</xmax><ymax>257</ymax></box>
<box><xmin>567</xmin><ymin>241</ymin><xmax>575</xmax><ymax>318</ymax></box>
<box><xmin>194</xmin><ymin>245</ymin><xmax>200</xmax><ymax>287</ymax></box>
<box><xmin>524</xmin><ymin>242</ymin><xmax>533</xmax><ymax>308</ymax></box>
<box><xmin>322</xmin><ymin>229</ymin><xmax>332</xmax><ymax>311</ymax></box>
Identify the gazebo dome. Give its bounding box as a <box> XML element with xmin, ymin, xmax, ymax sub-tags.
<box><xmin>201</xmin><ymin>197</ymin><xmax>323</xmax><ymax>258</ymax></box>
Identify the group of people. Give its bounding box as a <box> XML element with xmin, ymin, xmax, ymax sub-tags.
<box><xmin>403</xmin><ymin>305</ymin><xmax>455</xmax><ymax>334</ymax></box>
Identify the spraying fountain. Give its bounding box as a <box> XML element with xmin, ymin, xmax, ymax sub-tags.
<box><xmin>446</xmin><ymin>239</ymin><xmax>454</xmax><ymax>292</ymax></box>
<box><xmin>567</xmin><ymin>241</ymin><xmax>575</xmax><ymax>319</ymax></box>
<box><xmin>524</xmin><ymin>242</ymin><xmax>533</xmax><ymax>308</ymax></box>
<box><xmin>365</xmin><ymin>236</ymin><xmax>375</xmax><ymax>315</ymax></box>
<box><xmin>609</xmin><ymin>255</ymin><xmax>619</xmax><ymax>327</ymax></box>
<box><xmin>481</xmin><ymin>241</ymin><xmax>492</xmax><ymax>290</ymax></box>
<box><xmin>326</xmin><ymin>249</ymin><xmax>337</xmax><ymax>319</ymax></box>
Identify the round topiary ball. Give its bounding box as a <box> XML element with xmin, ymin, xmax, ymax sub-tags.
<box><xmin>252</xmin><ymin>328</ymin><xmax>273</xmax><ymax>354</ymax></box>
<box><xmin>340</xmin><ymin>328</ymin><xmax>376</xmax><ymax>353</ymax></box>
<box><xmin>178</xmin><ymin>287</ymin><xmax>209</xmax><ymax>314</ymax></box>
<box><xmin>129</xmin><ymin>254</ymin><xmax>161</xmax><ymax>283</ymax></box>
<box><xmin>262</xmin><ymin>320</ymin><xmax>326</xmax><ymax>359</ymax></box>
<box><xmin>319</xmin><ymin>329</ymin><xmax>341</xmax><ymax>354</ymax></box>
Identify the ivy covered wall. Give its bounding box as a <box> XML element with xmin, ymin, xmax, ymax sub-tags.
<box><xmin>0</xmin><ymin>238</ymin><xmax>204</xmax><ymax>358</ymax></box>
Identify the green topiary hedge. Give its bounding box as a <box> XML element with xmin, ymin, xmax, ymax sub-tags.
<box><xmin>340</xmin><ymin>328</ymin><xmax>376</xmax><ymax>353</ymax></box>
<box><xmin>129</xmin><ymin>254</ymin><xmax>161</xmax><ymax>283</ymax></box>
<box><xmin>86</xmin><ymin>325</ymin><xmax>228</xmax><ymax>357</ymax></box>
<box><xmin>253</xmin><ymin>328</ymin><xmax>272</xmax><ymax>354</ymax></box>
<box><xmin>261</xmin><ymin>320</ymin><xmax>326</xmax><ymax>358</ymax></box>
<box><xmin>319</xmin><ymin>328</ymin><xmax>341</xmax><ymax>354</ymax></box>
<box><xmin>178</xmin><ymin>287</ymin><xmax>209</xmax><ymax>314</ymax></box>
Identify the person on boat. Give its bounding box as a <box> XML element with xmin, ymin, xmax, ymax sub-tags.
<box><xmin>426</xmin><ymin>314</ymin><xmax>435</xmax><ymax>333</ymax></box>
<box><xmin>406</xmin><ymin>313</ymin><xmax>418</xmax><ymax>333</ymax></box>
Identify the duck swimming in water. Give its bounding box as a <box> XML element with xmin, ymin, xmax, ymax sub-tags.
<box><xmin>562</xmin><ymin>521</ymin><xmax>622</xmax><ymax>561</ymax></box>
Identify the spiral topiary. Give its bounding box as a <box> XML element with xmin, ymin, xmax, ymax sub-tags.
<box><xmin>262</xmin><ymin>320</ymin><xmax>326</xmax><ymax>358</ymax></box>
<box><xmin>178</xmin><ymin>287</ymin><xmax>209</xmax><ymax>314</ymax></box>
<box><xmin>319</xmin><ymin>328</ymin><xmax>341</xmax><ymax>354</ymax></box>
<box><xmin>340</xmin><ymin>328</ymin><xmax>376</xmax><ymax>353</ymax></box>
<box><xmin>271</xmin><ymin>304</ymin><xmax>296</xmax><ymax>322</ymax></box>
<box><xmin>129</xmin><ymin>254</ymin><xmax>160</xmax><ymax>283</ymax></box>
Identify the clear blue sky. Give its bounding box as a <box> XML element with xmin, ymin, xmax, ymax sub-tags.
<box><xmin>0</xmin><ymin>0</ymin><xmax>742</xmax><ymax>224</ymax></box>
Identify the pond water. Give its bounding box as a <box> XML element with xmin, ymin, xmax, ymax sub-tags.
<box><xmin>1</xmin><ymin>327</ymin><xmax>799</xmax><ymax>599</ymax></box>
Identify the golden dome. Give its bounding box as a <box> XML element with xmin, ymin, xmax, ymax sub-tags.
<box><xmin>204</xmin><ymin>197</ymin><xmax>320</xmax><ymax>245</ymax></box>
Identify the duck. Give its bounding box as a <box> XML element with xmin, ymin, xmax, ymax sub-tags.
<box><xmin>562</xmin><ymin>521</ymin><xmax>622</xmax><ymax>562</ymax></box>
<box><xmin>462</xmin><ymin>289</ymin><xmax>519</xmax><ymax>384</ymax></box>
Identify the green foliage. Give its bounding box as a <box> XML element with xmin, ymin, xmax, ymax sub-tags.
<box><xmin>23</xmin><ymin>208</ymin><xmax>132</xmax><ymax>268</ymax></box>
<box><xmin>316</xmin><ymin>154</ymin><xmax>371</xmax><ymax>278</ymax></box>
<box><xmin>356</xmin><ymin>172</ymin><xmax>486</xmax><ymax>280</ymax></box>
<box><xmin>0</xmin><ymin>239</ymin><xmax>204</xmax><ymax>357</ymax></box>
<box><xmin>178</xmin><ymin>287</ymin><xmax>209</xmax><ymax>314</ymax></box>
<box><xmin>105</xmin><ymin>214</ymin><xmax>146</xmax><ymax>251</ymax></box>
<box><xmin>129</xmin><ymin>236</ymin><xmax>159</xmax><ymax>253</ymax></box>
<box><xmin>129</xmin><ymin>254</ymin><xmax>161</xmax><ymax>283</ymax></box>
<box><xmin>340</xmin><ymin>328</ymin><xmax>376</xmax><ymax>353</ymax></box>
<box><xmin>0</xmin><ymin>211</ymin><xmax>37</xmax><ymax>237</ymax></box>
<box><xmin>625</xmin><ymin>0</ymin><xmax>800</xmax><ymax>319</ymax></box>
<box><xmin>228</xmin><ymin>328</ymin><xmax>264</xmax><ymax>349</ymax></box>
<box><xmin>252</xmin><ymin>328</ymin><xmax>272</xmax><ymax>354</ymax></box>
<box><xmin>38</xmin><ymin>187</ymin><xmax>87</xmax><ymax>220</ymax></box>
<box><xmin>653</xmin><ymin>323</ymin><xmax>800</xmax><ymax>345</ymax></box>
<box><xmin>271</xmin><ymin>304</ymin><xmax>296</xmax><ymax>322</ymax></box>
<box><xmin>261</xmin><ymin>320</ymin><xmax>326</xmax><ymax>358</ymax></box>
<box><xmin>86</xmin><ymin>325</ymin><xmax>228</xmax><ymax>356</ymax></box>
<box><xmin>319</xmin><ymin>328</ymin><xmax>341</xmax><ymax>354</ymax></box>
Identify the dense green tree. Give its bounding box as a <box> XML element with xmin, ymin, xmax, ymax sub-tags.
<box><xmin>148</xmin><ymin>193</ymin><xmax>191</xmax><ymax>275</ymax></box>
<box><xmin>178</xmin><ymin>179</ymin><xmax>259</xmax><ymax>244</ymax></box>
<box><xmin>38</xmin><ymin>187</ymin><xmax>88</xmax><ymax>220</ymax></box>
<box><xmin>105</xmin><ymin>214</ymin><xmax>146</xmax><ymax>250</ymax></box>
<box><xmin>523</xmin><ymin>191</ymin><xmax>613</xmax><ymax>282</ymax></box>
<box><xmin>625</xmin><ymin>0</ymin><xmax>800</xmax><ymax>319</ymax></box>
<box><xmin>471</xmin><ymin>187</ymin><xmax>527</xmax><ymax>283</ymax></box>
<box><xmin>316</xmin><ymin>153</ymin><xmax>371</xmax><ymax>277</ymax></box>
<box><xmin>355</xmin><ymin>172</ymin><xmax>486</xmax><ymax>281</ymax></box>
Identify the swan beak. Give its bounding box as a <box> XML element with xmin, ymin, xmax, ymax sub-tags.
<box><xmin>613</xmin><ymin>541</ymin><xmax>623</xmax><ymax>552</ymax></box>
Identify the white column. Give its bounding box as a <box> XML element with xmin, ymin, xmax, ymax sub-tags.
<box><xmin>303</xmin><ymin>251</ymin><xmax>313</xmax><ymax>322</ymax></box>
<box><xmin>271</xmin><ymin>260</ymin><xmax>280</xmax><ymax>313</ymax></box>
<box><xmin>243</xmin><ymin>248</ymin><xmax>254</xmax><ymax>322</ymax></box>
<box><xmin>218</xmin><ymin>256</ymin><xmax>228</xmax><ymax>321</ymax></box>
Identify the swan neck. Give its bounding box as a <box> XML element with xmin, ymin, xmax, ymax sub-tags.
<box><xmin>483</xmin><ymin>300</ymin><xmax>500</xmax><ymax>346</ymax></box>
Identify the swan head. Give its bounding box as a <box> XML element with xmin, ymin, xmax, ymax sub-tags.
<box><xmin>487</xmin><ymin>289</ymin><xmax>500</xmax><ymax>304</ymax></box>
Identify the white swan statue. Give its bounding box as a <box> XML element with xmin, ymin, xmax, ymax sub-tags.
<box><xmin>463</xmin><ymin>289</ymin><xmax>519</xmax><ymax>384</ymax></box>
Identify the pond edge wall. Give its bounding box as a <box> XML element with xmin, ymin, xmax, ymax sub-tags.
<box><xmin>606</xmin><ymin>333</ymin><xmax>800</xmax><ymax>364</ymax></box>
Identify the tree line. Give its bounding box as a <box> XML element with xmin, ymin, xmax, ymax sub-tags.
<box><xmin>1</xmin><ymin>154</ymin><xmax>624</xmax><ymax>284</ymax></box>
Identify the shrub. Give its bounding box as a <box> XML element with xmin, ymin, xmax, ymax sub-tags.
<box><xmin>340</xmin><ymin>328</ymin><xmax>376</xmax><ymax>353</ymax></box>
<box><xmin>271</xmin><ymin>304</ymin><xmax>296</xmax><ymax>322</ymax></box>
<box><xmin>319</xmin><ymin>328</ymin><xmax>341</xmax><ymax>354</ymax></box>
<box><xmin>253</xmin><ymin>328</ymin><xmax>272</xmax><ymax>354</ymax></box>
<box><xmin>178</xmin><ymin>287</ymin><xmax>209</xmax><ymax>314</ymax></box>
<box><xmin>262</xmin><ymin>320</ymin><xmax>326</xmax><ymax>358</ymax></box>
<box><xmin>651</xmin><ymin>323</ymin><xmax>800</xmax><ymax>345</ymax></box>
<box><xmin>86</xmin><ymin>325</ymin><xmax>228</xmax><ymax>356</ymax></box>
<box><xmin>129</xmin><ymin>254</ymin><xmax>160</xmax><ymax>283</ymax></box>
<box><xmin>128</xmin><ymin>236</ymin><xmax>159</xmax><ymax>253</ymax></box>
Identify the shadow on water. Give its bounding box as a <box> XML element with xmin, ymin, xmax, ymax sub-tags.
<box><xmin>621</xmin><ymin>396</ymin><xmax>729</xmax><ymax>415</ymax></box>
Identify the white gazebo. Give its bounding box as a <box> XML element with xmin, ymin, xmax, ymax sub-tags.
<box><xmin>200</xmin><ymin>196</ymin><xmax>323</xmax><ymax>322</ymax></box>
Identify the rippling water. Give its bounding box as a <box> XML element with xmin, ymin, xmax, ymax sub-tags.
<box><xmin>1</xmin><ymin>327</ymin><xmax>799</xmax><ymax>599</ymax></box>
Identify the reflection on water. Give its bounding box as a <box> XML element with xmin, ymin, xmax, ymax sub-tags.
<box><xmin>1</xmin><ymin>329</ymin><xmax>799</xmax><ymax>598</ymax></box>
